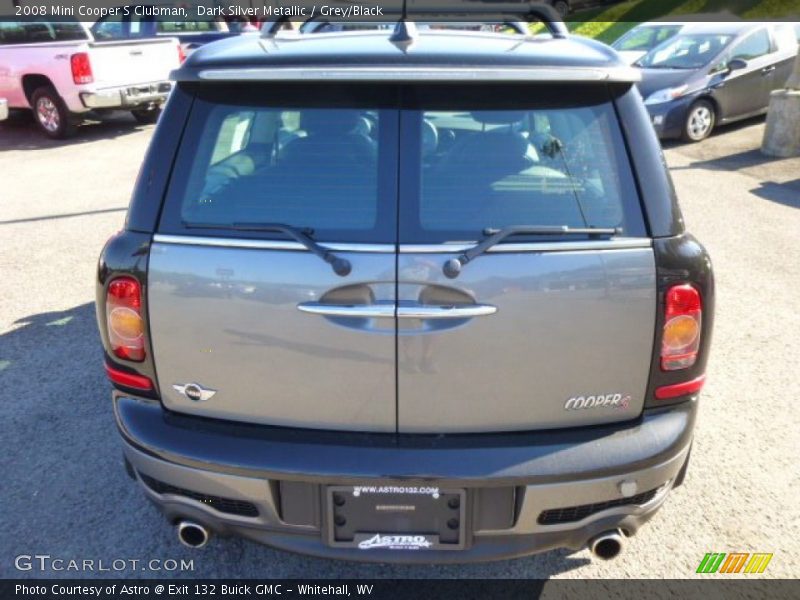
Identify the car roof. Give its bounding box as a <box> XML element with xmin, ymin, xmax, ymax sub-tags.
<box><xmin>173</xmin><ymin>28</ymin><xmax>640</xmax><ymax>83</ymax></box>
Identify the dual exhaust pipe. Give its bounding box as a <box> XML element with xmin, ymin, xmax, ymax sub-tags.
<box><xmin>177</xmin><ymin>520</ymin><xmax>210</xmax><ymax>549</ymax></box>
<box><xmin>175</xmin><ymin>520</ymin><xmax>624</xmax><ymax>559</ymax></box>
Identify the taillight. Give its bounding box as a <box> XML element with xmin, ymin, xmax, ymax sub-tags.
<box><xmin>177</xmin><ymin>44</ymin><xmax>187</xmax><ymax>64</ymax></box>
<box><xmin>661</xmin><ymin>284</ymin><xmax>702</xmax><ymax>371</ymax></box>
<box><xmin>655</xmin><ymin>375</ymin><xmax>705</xmax><ymax>400</ymax></box>
<box><xmin>106</xmin><ymin>277</ymin><xmax>145</xmax><ymax>362</ymax></box>
<box><xmin>104</xmin><ymin>363</ymin><xmax>153</xmax><ymax>391</ymax></box>
<box><xmin>70</xmin><ymin>52</ymin><xmax>93</xmax><ymax>84</ymax></box>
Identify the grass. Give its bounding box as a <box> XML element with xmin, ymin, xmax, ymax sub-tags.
<box><xmin>534</xmin><ymin>0</ymin><xmax>800</xmax><ymax>42</ymax></box>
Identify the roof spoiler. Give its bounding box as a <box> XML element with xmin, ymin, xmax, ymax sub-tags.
<box><xmin>261</xmin><ymin>1</ymin><xmax>568</xmax><ymax>39</ymax></box>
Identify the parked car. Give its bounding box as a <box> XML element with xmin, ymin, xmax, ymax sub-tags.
<box><xmin>0</xmin><ymin>97</ymin><xmax>7</xmax><ymax>121</ymax></box>
<box><xmin>0</xmin><ymin>20</ymin><xmax>181</xmax><ymax>138</ymax></box>
<box><xmin>635</xmin><ymin>22</ymin><xmax>799</xmax><ymax>141</ymax></box>
<box><xmin>97</xmin><ymin>11</ymin><xmax>713</xmax><ymax>563</ymax></box>
<box><xmin>90</xmin><ymin>5</ymin><xmax>251</xmax><ymax>55</ymax></box>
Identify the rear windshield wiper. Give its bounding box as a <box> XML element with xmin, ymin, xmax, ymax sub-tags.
<box><xmin>443</xmin><ymin>225</ymin><xmax>621</xmax><ymax>279</ymax></box>
<box><xmin>183</xmin><ymin>222</ymin><xmax>351</xmax><ymax>276</ymax></box>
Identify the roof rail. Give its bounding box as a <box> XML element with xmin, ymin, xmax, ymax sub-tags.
<box><xmin>262</xmin><ymin>1</ymin><xmax>567</xmax><ymax>39</ymax></box>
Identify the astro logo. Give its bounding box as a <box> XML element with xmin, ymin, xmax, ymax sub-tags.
<box><xmin>696</xmin><ymin>552</ymin><xmax>773</xmax><ymax>574</ymax></box>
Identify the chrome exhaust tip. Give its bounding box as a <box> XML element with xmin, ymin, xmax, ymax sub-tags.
<box><xmin>177</xmin><ymin>520</ymin><xmax>210</xmax><ymax>549</ymax></box>
<box><xmin>589</xmin><ymin>529</ymin><xmax>624</xmax><ymax>560</ymax></box>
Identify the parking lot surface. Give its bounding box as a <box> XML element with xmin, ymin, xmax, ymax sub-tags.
<box><xmin>1</xmin><ymin>113</ymin><xmax>799</xmax><ymax>578</ymax></box>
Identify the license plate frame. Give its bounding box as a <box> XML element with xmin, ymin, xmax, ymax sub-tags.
<box><xmin>325</xmin><ymin>485</ymin><xmax>467</xmax><ymax>551</ymax></box>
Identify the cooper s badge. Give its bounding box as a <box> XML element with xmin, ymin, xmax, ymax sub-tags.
<box><xmin>564</xmin><ymin>393</ymin><xmax>630</xmax><ymax>411</ymax></box>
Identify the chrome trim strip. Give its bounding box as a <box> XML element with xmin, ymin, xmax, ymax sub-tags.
<box><xmin>197</xmin><ymin>66</ymin><xmax>640</xmax><ymax>83</ymax></box>
<box><xmin>297</xmin><ymin>303</ymin><xmax>497</xmax><ymax>319</ymax></box>
<box><xmin>152</xmin><ymin>235</ymin><xmax>394</xmax><ymax>253</ymax></box>
<box><xmin>297</xmin><ymin>303</ymin><xmax>395</xmax><ymax>319</ymax></box>
<box><xmin>401</xmin><ymin>239</ymin><xmax>652</xmax><ymax>253</ymax></box>
<box><xmin>397</xmin><ymin>305</ymin><xmax>497</xmax><ymax>319</ymax></box>
<box><xmin>153</xmin><ymin>235</ymin><xmax>652</xmax><ymax>254</ymax></box>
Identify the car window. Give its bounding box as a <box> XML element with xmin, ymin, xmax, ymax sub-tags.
<box><xmin>613</xmin><ymin>25</ymin><xmax>681</xmax><ymax>52</ymax></box>
<box><xmin>157</xmin><ymin>20</ymin><xmax>225</xmax><ymax>33</ymax></box>
<box><xmin>160</xmin><ymin>91</ymin><xmax>399</xmax><ymax>243</ymax></box>
<box><xmin>91</xmin><ymin>15</ymin><xmax>127</xmax><ymax>40</ymax></box>
<box><xmin>0</xmin><ymin>21</ymin><xmax>88</xmax><ymax>44</ymax></box>
<box><xmin>637</xmin><ymin>34</ymin><xmax>733</xmax><ymax>69</ymax></box>
<box><xmin>404</xmin><ymin>103</ymin><xmax>640</xmax><ymax>242</ymax></box>
<box><xmin>730</xmin><ymin>29</ymin><xmax>772</xmax><ymax>61</ymax></box>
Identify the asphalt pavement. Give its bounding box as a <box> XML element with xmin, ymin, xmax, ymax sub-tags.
<box><xmin>1</xmin><ymin>112</ymin><xmax>798</xmax><ymax>579</ymax></box>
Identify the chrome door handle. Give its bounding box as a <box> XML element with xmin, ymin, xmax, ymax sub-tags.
<box><xmin>297</xmin><ymin>303</ymin><xmax>497</xmax><ymax>319</ymax></box>
<box><xmin>396</xmin><ymin>305</ymin><xmax>497</xmax><ymax>319</ymax></box>
<box><xmin>296</xmin><ymin>303</ymin><xmax>394</xmax><ymax>318</ymax></box>
<box><xmin>761</xmin><ymin>65</ymin><xmax>775</xmax><ymax>74</ymax></box>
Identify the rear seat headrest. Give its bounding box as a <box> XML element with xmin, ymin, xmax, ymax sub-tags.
<box><xmin>301</xmin><ymin>110</ymin><xmax>363</xmax><ymax>136</ymax></box>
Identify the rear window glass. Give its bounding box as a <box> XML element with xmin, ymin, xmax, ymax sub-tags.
<box><xmin>408</xmin><ymin>105</ymin><xmax>638</xmax><ymax>241</ymax></box>
<box><xmin>160</xmin><ymin>87</ymin><xmax>399</xmax><ymax>243</ymax></box>
<box><xmin>160</xmin><ymin>85</ymin><xmax>643</xmax><ymax>243</ymax></box>
<box><xmin>0</xmin><ymin>21</ymin><xmax>88</xmax><ymax>44</ymax></box>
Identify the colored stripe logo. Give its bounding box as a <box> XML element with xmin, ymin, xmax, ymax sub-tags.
<box><xmin>697</xmin><ymin>552</ymin><xmax>772</xmax><ymax>574</ymax></box>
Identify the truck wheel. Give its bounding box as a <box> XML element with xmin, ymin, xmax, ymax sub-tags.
<box><xmin>131</xmin><ymin>107</ymin><xmax>161</xmax><ymax>125</ymax></box>
<box><xmin>681</xmin><ymin>100</ymin><xmax>715</xmax><ymax>142</ymax></box>
<box><xmin>31</xmin><ymin>86</ymin><xmax>77</xmax><ymax>139</ymax></box>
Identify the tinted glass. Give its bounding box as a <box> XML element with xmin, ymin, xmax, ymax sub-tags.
<box><xmin>0</xmin><ymin>21</ymin><xmax>88</xmax><ymax>44</ymax></box>
<box><xmin>638</xmin><ymin>34</ymin><xmax>733</xmax><ymax>69</ymax></box>
<box><xmin>404</xmin><ymin>103</ymin><xmax>642</xmax><ymax>242</ymax></box>
<box><xmin>160</xmin><ymin>86</ymin><xmax>399</xmax><ymax>243</ymax></box>
<box><xmin>730</xmin><ymin>29</ymin><xmax>772</xmax><ymax>61</ymax></box>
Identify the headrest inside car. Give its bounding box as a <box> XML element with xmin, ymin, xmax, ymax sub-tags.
<box><xmin>301</xmin><ymin>110</ymin><xmax>362</xmax><ymax>136</ymax></box>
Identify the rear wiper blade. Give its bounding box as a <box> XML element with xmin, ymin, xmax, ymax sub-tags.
<box><xmin>443</xmin><ymin>225</ymin><xmax>621</xmax><ymax>279</ymax></box>
<box><xmin>183</xmin><ymin>222</ymin><xmax>351</xmax><ymax>276</ymax></box>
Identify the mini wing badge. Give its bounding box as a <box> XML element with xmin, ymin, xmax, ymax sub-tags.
<box><xmin>172</xmin><ymin>383</ymin><xmax>217</xmax><ymax>402</ymax></box>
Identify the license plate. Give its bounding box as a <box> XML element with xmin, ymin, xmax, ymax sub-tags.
<box><xmin>325</xmin><ymin>485</ymin><xmax>466</xmax><ymax>551</ymax></box>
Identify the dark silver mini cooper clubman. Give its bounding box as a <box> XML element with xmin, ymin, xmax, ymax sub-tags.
<box><xmin>97</xmin><ymin>7</ymin><xmax>713</xmax><ymax>563</ymax></box>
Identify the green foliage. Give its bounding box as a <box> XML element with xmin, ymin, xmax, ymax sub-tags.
<box><xmin>530</xmin><ymin>0</ymin><xmax>800</xmax><ymax>43</ymax></box>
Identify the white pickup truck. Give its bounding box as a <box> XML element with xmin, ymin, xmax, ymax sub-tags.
<box><xmin>0</xmin><ymin>20</ymin><xmax>182</xmax><ymax>138</ymax></box>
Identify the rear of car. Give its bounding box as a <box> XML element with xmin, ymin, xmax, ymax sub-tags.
<box><xmin>0</xmin><ymin>20</ymin><xmax>181</xmax><ymax>137</ymax></box>
<box><xmin>97</xmin><ymin>26</ymin><xmax>713</xmax><ymax>562</ymax></box>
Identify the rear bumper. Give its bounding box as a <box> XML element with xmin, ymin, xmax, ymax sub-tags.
<box><xmin>115</xmin><ymin>395</ymin><xmax>696</xmax><ymax>563</ymax></box>
<box><xmin>80</xmin><ymin>81</ymin><xmax>172</xmax><ymax>110</ymax></box>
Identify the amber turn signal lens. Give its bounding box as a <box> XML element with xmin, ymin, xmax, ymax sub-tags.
<box><xmin>109</xmin><ymin>307</ymin><xmax>144</xmax><ymax>341</ymax></box>
<box><xmin>662</xmin><ymin>314</ymin><xmax>700</xmax><ymax>350</ymax></box>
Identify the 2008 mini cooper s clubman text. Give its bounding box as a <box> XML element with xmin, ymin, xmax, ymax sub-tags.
<box><xmin>97</xmin><ymin>12</ymin><xmax>714</xmax><ymax>562</ymax></box>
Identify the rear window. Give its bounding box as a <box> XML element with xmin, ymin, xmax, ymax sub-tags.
<box><xmin>160</xmin><ymin>84</ymin><xmax>644</xmax><ymax>243</ymax></box>
<box><xmin>407</xmin><ymin>105</ymin><xmax>640</xmax><ymax>242</ymax></box>
<box><xmin>0</xmin><ymin>21</ymin><xmax>88</xmax><ymax>44</ymax></box>
<box><xmin>159</xmin><ymin>86</ymin><xmax>399</xmax><ymax>243</ymax></box>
